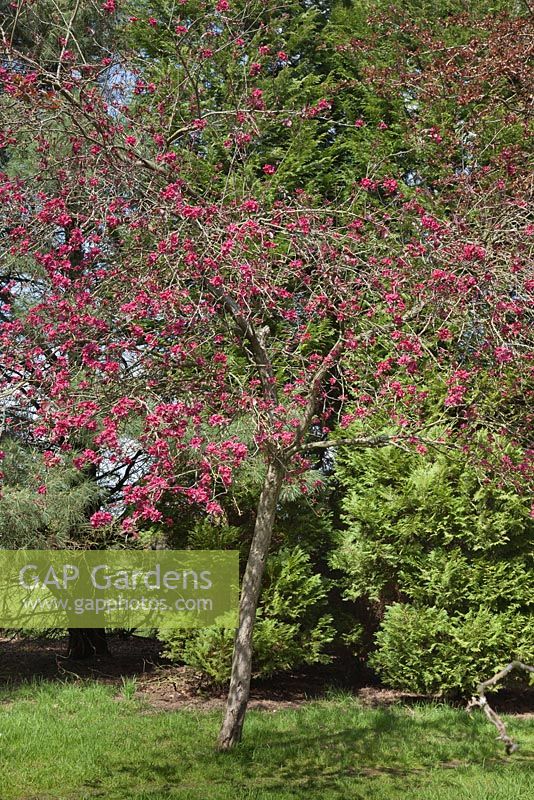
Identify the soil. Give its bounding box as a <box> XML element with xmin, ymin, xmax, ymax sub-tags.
<box><xmin>1</xmin><ymin>633</ymin><xmax>532</xmax><ymax>716</ymax></box>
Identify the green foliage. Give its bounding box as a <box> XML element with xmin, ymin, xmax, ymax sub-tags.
<box><xmin>332</xmin><ymin>431</ymin><xmax>533</xmax><ymax>693</ymax></box>
<box><xmin>0</xmin><ymin>440</ymin><xmax>102</xmax><ymax>548</ymax></box>
<box><xmin>159</xmin><ymin>546</ymin><xmax>334</xmax><ymax>682</ymax></box>
<box><xmin>159</xmin><ymin>623</ymin><xmax>236</xmax><ymax>685</ymax></box>
<box><xmin>371</xmin><ymin>604</ymin><xmax>534</xmax><ymax>695</ymax></box>
<box><xmin>0</xmin><ymin>0</ymin><xmax>114</xmax><ymax>66</ymax></box>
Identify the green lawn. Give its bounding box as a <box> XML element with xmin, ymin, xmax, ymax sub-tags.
<box><xmin>0</xmin><ymin>682</ymin><xmax>532</xmax><ymax>799</ymax></box>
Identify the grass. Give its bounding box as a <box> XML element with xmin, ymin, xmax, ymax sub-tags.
<box><xmin>0</xmin><ymin>682</ymin><xmax>532</xmax><ymax>800</ymax></box>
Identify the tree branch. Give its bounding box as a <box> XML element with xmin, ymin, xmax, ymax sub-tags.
<box><xmin>293</xmin><ymin>433</ymin><xmax>392</xmax><ymax>454</ymax></box>
<box><xmin>467</xmin><ymin>661</ymin><xmax>534</xmax><ymax>754</ymax></box>
<box><xmin>286</xmin><ymin>339</ymin><xmax>343</xmax><ymax>456</ymax></box>
<box><xmin>206</xmin><ymin>284</ymin><xmax>278</xmax><ymax>405</ymax></box>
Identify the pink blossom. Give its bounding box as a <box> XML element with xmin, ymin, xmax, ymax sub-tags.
<box><xmin>219</xmin><ymin>465</ymin><xmax>233</xmax><ymax>486</ymax></box>
<box><xmin>462</xmin><ymin>243</ymin><xmax>486</xmax><ymax>262</ymax></box>
<box><xmin>90</xmin><ymin>511</ymin><xmax>113</xmax><ymax>527</ymax></box>
<box><xmin>208</xmin><ymin>414</ymin><xmax>227</xmax><ymax>426</ymax></box>
<box><xmin>241</xmin><ymin>198</ymin><xmax>259</xmax><ymax>212</ymax></box>
<box><xmin>444</xmin><ymin>386</ymin><xmax>466</xmax><ymax>407</ymax></box>
<box><xmin>495</xmin><ymin>346</ymin><xmax>513</xmax><ymax>363</ymax></box>
<box><xmin>420</xmin><ymin>214</ymin><xmax>442</xmax><ymax>232</ymax></box>
<box><xmin>250</xmin><ymin>88</ymin><xmax>265</xmax><ymax>109</ymax></box>
<box><xmin>121</xmin><ymin>518</ymin><xmax>136</xmax><ymax>536</ymax></box>
<box><xmin>279</xmin><ymin>431</ymin><xmax>295</xmax><ymax>446</ymax></box>
<box><xmin>73</xmin><ymin>449</ymin><xmax>102</xmax><ymax>469</ymax></box>
<box><xmin>43</xmin><ymin>451</ymin><xmax>62</xmax><ymax>468</ymax></box>
<box><xmin>111</xmin><ymin>397</ymin><xmax>138</xmax><ymax>419</ymax></box>
<box><xmin>360</xmin><ymin>177</ymin><xmax>376</xmax><ymax>191</ymax></box>
<box><xmin>306</xmin><ymin>98</ymin><xmax>332</xmax><ymax>118</ymax></box>
<box><xmin>382</xmin><ymin>178</ymin><xmax>398</xmax><ymax>194</ymax></box>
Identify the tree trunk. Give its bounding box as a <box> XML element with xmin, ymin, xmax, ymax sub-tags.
<box><xmin>67</xmin><ymin>628</ymin><xmax>108</xmax><ymax>660</ymax></box>
<box><xmin>217</xmin><ymin>459</ymin><xmax>285</xmax><ymax>750</ymax></box>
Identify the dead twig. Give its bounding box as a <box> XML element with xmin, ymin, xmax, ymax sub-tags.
<box><xmin>467</xmin><ymin>661</ymin><xmax>534</xmax><ymax>754</ymax></box>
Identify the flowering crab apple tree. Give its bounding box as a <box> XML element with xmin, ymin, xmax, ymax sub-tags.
<box><xmin>0</xmin><ymin>2</ymin><xmax>532</xmax><ymax>748</ymax></box>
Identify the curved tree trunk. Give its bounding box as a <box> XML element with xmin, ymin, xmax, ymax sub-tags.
<box><xmin>217</xmin><ymin>459</ymin><xmax>285</xmax><ymax>750</ymax></box>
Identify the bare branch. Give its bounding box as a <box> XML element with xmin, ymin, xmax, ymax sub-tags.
<box><xmin>206</xmin><ymin>284</ymin><xmax>278</xmax><ymax>405</ymax></box>
<box><xmin>293</xmin><ymin>433</ymin><xmax>392</xmax><ymax>454</ymax></box>
<box><xmin>467</xmin><ymin>661</ymin><xmax>534</xmax><ymax>754</ymax></box>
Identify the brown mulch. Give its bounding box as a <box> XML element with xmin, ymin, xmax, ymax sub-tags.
<box><xmin>1</xmin><ymin>634</ymin><xmax>533</xmax><ymax>716</ymax></box>
<box><xmin>0</xmin><ymin>633</ymin><xmax>161</xmax><ymax>687</ymax></box>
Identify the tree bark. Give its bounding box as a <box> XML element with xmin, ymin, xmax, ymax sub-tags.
<box><xmin>217</xmin><ymin>459</ymin><xmax>285</xmax><ymax>750</ymax></box>
<box><xmin>466</xmin><ymin>660</ymin><xmax>534</xmax><ymax>754</ymax></box>
<box><xmin>67</xmin><ymin>628</ymin><xmax>108</xmax><ymax>660</ymax></box>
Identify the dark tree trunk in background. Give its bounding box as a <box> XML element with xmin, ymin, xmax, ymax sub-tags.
<box><xmin>67</xmin><ymin>628</ymin><xmax>108</xmax><ymax>659</ymax></box>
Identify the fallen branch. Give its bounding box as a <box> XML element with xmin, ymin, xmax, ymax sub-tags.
<box><xmin>467</xmin><ymin>661</ymin><xmax>534</xmax><ymax>754</ymax></box>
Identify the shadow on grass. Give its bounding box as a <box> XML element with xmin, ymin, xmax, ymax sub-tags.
<box><xmin>105</xmin><ymin>706</ymin><xmax>530</xmax><ymax>800</ymax></box>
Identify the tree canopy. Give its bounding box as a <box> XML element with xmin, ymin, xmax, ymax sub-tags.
<box><xmin>0</xmin><ymin>0</ymin><xmax>532</xmax><ymax>747</ymax></box>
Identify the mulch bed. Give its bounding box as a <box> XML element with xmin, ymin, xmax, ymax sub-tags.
<box><xmin>1</xmin><ymin>634</ymin><xmax>532</xmax><ymax>715</ymax></box>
